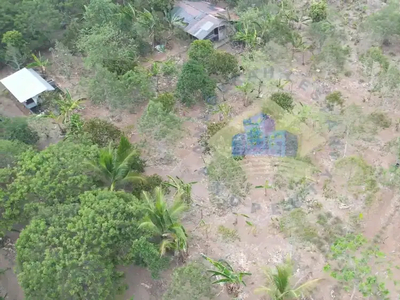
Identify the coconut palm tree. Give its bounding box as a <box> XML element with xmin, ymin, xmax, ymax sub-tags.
<box><xmin>165</xmin><ymin>175</ymin><xmax>197</xmax><ymax>204</ymax></box>
<box><xmin>88</xmin><ymin>136</ymin><xmax>144</xmax><ymax>191</ymax></box>
<box><xmin>139</xmin><ymin>187</ymin><xmax>188</xmax><ymax>260</ymax></box>
<box><xmin>202</xmin><ymin>254</ymin><xmax>251</xmax><ymax>297</ymax></box>
<box><xmin>255</xmin><ymin>259</ymin><xmax>321</xmax><ymax>300</ymax></box>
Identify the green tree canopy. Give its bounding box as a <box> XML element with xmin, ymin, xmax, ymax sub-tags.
<box><xmin>16</xmin><ymin>190</ymin><xmax>162</xmax><ymax>300</ymax></box>
<box><xmin>176</xmin><ymin>60</ymin><xmax>216</xmax><ymax>105</ymax></box>
<box><xmin>0</xmin><ymin>141</ymin><xmax>98</xmax><ymax>232</ymax></box>
<box><xmin>0</xmin><ymin>117</ymin><xmax>39</xmax><ymax>145</ymax></box>
<box><xmin>0</xmin><ymin>139</ymin><xmax>30</xmax><ymax>168</ymax></box>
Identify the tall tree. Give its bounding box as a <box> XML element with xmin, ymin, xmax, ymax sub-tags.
<box><xmin>0</xmin><ymin>141</ymin><xmax>98</xmax><ymax>232</ymax></box>
<box><xmin>16</xmin><ymin>190</ymin><xmax>163</xmax><ymax>300</ymax></box>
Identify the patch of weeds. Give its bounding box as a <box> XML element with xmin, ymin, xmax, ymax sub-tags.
<box><xmin>163</xmin><ymin>262</ymin><xmax>216</xmax><ymax>300</ymax></box>
<box><xmin>369</xmin><ymin>112</ymin><xmax>391</xmax><ymax>129</ymax></box>
<box><xmin>323</xmin><ymin>179</ymin><xmax>337</xmax><ymax>199</ymax></box>
<box><xmin>153</xmin><ymin>93</ymin><xmax>176</xmax><ymax>113</ymax></box>
<box><xmin>324</xmin><ymin>234</ymin><xmax>395</xmax><ymax>299</ymax></box>
<box><xmin>161</xmin><ymin>59</ymin><xmax>178</xmax><ymax>76</ymax></box>
<box><xmin>325</xmin><ymin>91</ymin><xmax>344</xmax><ymax>111</ymax></box>
<box><xmin>270</xmin><ymin>92</ymin><xmax>294</xmax><ymax>112</ymax></box>
<box><xmin>207</xmin><ymin>151</ymin><xmax>250</xmax><ymax>207</ymax></box>
<box><xmin>279</xmin><ymin>209</ymin><xmax>319</xmax><ymax>243</ymax></box>
<box><xmin>199</xmin><ymin>121</ymin><xmax>227</xmax><ymax>154</ymax></box>
<box><xmin>217</xmin><ymin>225</ymin><xmax>240</xmax><ymax>242</ymax></box>
<box><xmin>335</xmin><ymin>156</ymin><xmax>378</xmax><ymax>198</ymax></box>
<box><xmin>344</xmin><ymin>70</ymin><xmax>352</xmax><ymax>77</ymax></box>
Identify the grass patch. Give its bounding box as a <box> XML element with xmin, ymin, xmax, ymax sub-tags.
<box><xmin>217</xmin><ymin>225</ymin><xmax>240</xmax><ymax>242</ymax></box>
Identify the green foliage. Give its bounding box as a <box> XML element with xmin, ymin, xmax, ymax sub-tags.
<box><xmin>325</xmin><ymin>91</ymin><xmax>344</xmax><ymax>111</ymax></box>
<box><xmin>0</xmin><ymin>117</ymin><xmax>39</xmax><ymax>145</ymax></box>
<box><xmin>335</xmin><ymin>156</ymin><xmax>378</xmax><ymax>196</ymax></box>
<box><xmin>199</xmin><ymin>121</ymin><xmax>228</xmax><ymax>154</ymax></box>
<box><xmin>165</xmin><ymin>176</ymin><xmax>196</xmax><ymax>204</ymax></box>
<box><xmin>270</xmin><ymin>92</ymin><xmax>294</xmax><ymax>112</ymax></box>
<box><xmin>82</xmin><ymin>118</ymin><xmax>122</xmax><ymax>147</ymax></box>
<box><xmin>364</xmin><ymin>1</ymin><xmax>400</xmax><ymax>44</ymax></box>
<box><xmin>153</xmin><ymin>93</ymin><xmax>176</xmax><ymax>112</ymax></box>
<box><xmin>0</xmin><ymin>141</ymin><xmax>98</xmax><ymax>232</ymax></box>
<box><xmin>176</xmin><ymin>60</ymin><xmax>216</xmax><ymax>105</ymax></box>
<box><xmin>208</xmin><ymin>50</ymin><xmax>239</xmax><ymax>80</ymax></box>
<box><xmin>78</xmin><ymin>24</ymin><xmax>137</xmax><ymax>75</ymax></box>
<box><xmin>161</xmin><ymin>59</ymin><xmax>178</xmax><ymax>76</ymax></box>
<box><xmin>0</xmin><ymin>139</ymin><xmax>29</xmax><ymax>168</ymax></box>
<box><xmin>207</xmin><ymin>151</ymin><xmax>250</xmax><ymax>206</ymax></box>
<box><xmin>309</xmin><ymin>0</ymin><xmax>327</xmax><ymax>23</ymax></box>
<box><xmin>84</xmin><ymin>65</ymin><xmax>154</xmax><ymax>110</ymax></box>
<box><xmin>325</xmin><ymin>234</ymin><xmax>392</xmax><ymax>299</ymax></box>
<box><xmin>369</xmin><ymin>112</ymin><xmax>391</xmax><ymax>129</ymax></box>
<box><xmin>131</xmin><ymin>174</ymin><xmax>165</xmax><ymax>199</ymax></box>
<box><xmin>131</xmin><ymin>237</ymin><xmax>170</xmax><ymax>278</ymax></box>
<box><xmin>139</xmin><ymin>101</ymin><xmax>183</xmax><ymax>143</ymax></box>
<box><xmin>163</xmin><ymin>262</ymin><xmax>216</xmax><ymax>300</ymax></box>
<box><xmin>188</xmin><ymin>40</ymin><xmax>215</xmax><ymax>63</ymax></box>
<box><xmin>202</xmin><ymin>254</ymin><xmax>251</xmax><ymax>296</ymax></box>
<box><xmin>1</xmin><ymin>30</ymin><xmax>26</xmax><ymax>69</ymax></box>
<box><xmin>314</xmin><ymin>38</ymin><xmax>350</xmax><ymax>73</ymax></box>
<box><xmin>88</xmin><ymin>136</ymin><xmax>145</xmax><ymax>191</ymax></box>
<box><xmin>255</xmin><ymin>259</ymin><xmax>320</xmax><ymax>299</ymax></box>
<box><xmin>139</xmin><ymin>187</ymin><xmax>188</xmax><ymax>259</ymax></box>
<box><xmin>16</xmin><ymin>190</ymin><xmax>158</xmax><ymax>300</ymax></box>
<box><xmin>48</xmin><ymin>89</ymin><xmax>83</xmax><ymax>128</ymax></box>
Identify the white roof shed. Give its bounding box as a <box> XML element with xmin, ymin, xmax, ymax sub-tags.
<box><xmin>0</xmin><ymin>68</ymin><xmax>54</xmax><ymax>103</ymax></box>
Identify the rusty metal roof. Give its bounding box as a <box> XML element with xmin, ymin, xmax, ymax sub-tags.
<box><xmin>172</xmin><ymin>1</ymin><xmax>228</xmax><ymax>39</ymax></box>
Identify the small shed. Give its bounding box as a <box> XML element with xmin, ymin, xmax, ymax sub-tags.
<box><xmin>172</xmin><ymin>1</ymin><xmax>234</xmax><ymax>41</ymax></box>
<box><xmin>0</xmin><ymin>68</ymin><xmax>54</xmax><ymax>111</ymax></box>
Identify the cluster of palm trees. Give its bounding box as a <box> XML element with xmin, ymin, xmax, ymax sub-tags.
<box><xmin>202</xmin><ymin>255</ymin><xmax>320</xmax><ymax>299</ymax></box>
<box><xmin>87</xmin><ymin>136</ymin><xmax>191</xmax><ymax>260</ymax></box>
<box><xmin>86</xmin><ymin>137</ymin><xmax>320</xmax><ymax>299</ymax></box>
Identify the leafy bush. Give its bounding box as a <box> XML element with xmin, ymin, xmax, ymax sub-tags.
<box><xmin>0</xmin><ymin>117</ymin><xmax>39</xmax><ymax>145</ymax></box>
<box><xmin>369</xmin><ymin>112</ymin><xmax>391</xmax><ymax>129</ymax></box>
<box><xmin>139</xmin><ymin>101</ymin><xmax>183</xmax><ymax>143</ymax></box>
<box><xmin>131</xmin><ymin>174</ymin><xmax>165</xmax><ymax>199</ymax></box>
<box><xmin>325</xmin><ymin>91</ymin><xmax>344</xmax><ymax>110</ymax></box>
<box><xmin>0</xmin><ymin>139</ymin><xmax>30</xmax><ymax>168</ymax></box>
<box><xmin>199</xmin><ymin>121</ymin><xmax>228</xmax><ymax>154</ymax></box>
<box><xmin>153</xmin><ymin>93</ymin><xmax>176</xmax><ymax>112</ymax></box>
<box><xmin>163</xmin><ymin>262</ymin><xmax>215</xmax><ymax>300</ymax></box>
<box><xmin>309</xmin><ymin>0</ymin><xmax>327</xmax><ymax>23</ymax></box>
<box><xmin>270</xmin><ymin>92</ymin><xmax>294</xmax><ymax>112</ymax></box>
<box><xmin>209</xmin><ymin>51</ymin><xmax>239</xmax><ymax>80</ymax></box>
<box><xmin>161</xmin><ymin>59</ymin><xmax>178</xmax><ymax>76</ymax></box>
<box><xmin>176</xmin><ymin>60</ymin><xmax>216</xmax><ymax>106</ymax></box>
<box><xmin>188</xmin><ymin>40</ymin><xmax>214</xmax><ymax>63</ymax></box>
<box><xmin>82</xmin><ymin>118</ymin><xmax>122</xmax><ymax>147</ymax></box>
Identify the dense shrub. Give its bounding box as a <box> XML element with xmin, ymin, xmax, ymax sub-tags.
<box><xmin>153</xmin><ymin>93</ymin><xmax>176</xmax><ymax>112</ymax></box>
<box><xmin>0</xmin><ymin>117</ymin><xmax>39</xmax><ymax>145</ymax></box>
<box><xmin>325</xmin><ymin>91</ymin><xmax>344</xmax><ymax>111</ymax></box>
<box><xmin>370</xmin><ymin>112</ymin><xmax>392</xmax><ymax>129</ymax></box>
<box><xmin>131</xmin><ymin>174</ymin><xmax>165</xmax><ymax>199</ymax></box>
<box><xmin>82</xmin><ymin>118</ymin><xmax>122</xmax><ymax>147</ymax></box>
<box><xmin>0</xmin><ymin>139</ymin><xmax>30</xmax><ymax>168</ymax></box>
<box><xmin>270</xmin><ymin>92</ymin><xmax>294</xmax><ymax>112</ymax></box>
<box><xmin>309</xmin><ymin>0</ymin><xmax>327</xmax><ymax>23</ymax></box>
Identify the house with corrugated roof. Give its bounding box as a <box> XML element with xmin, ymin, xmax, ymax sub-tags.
<box><xmin>172</xmin><ymin>1</ymin><xmax>234</xmax><ymax>41</ymax></box>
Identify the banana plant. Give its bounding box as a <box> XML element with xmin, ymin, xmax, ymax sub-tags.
<box><xmin>255</xmin><ymin>180</ymin><xmax>274</xmax><ymax>197</ymax></box>
<box><xmin>26</xmin><ymin>52</ymin><xmax>49</xmax><ymax>75</ymax></box>
<box><xmin>165</xmin><ymin>175</ymin><xmax>197</xmax><ymax>204</ymax></box>
<box><xmin>202</xmin><ymin>254</ymin><xmax>251</xmax><ymax>297</ymax></box>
